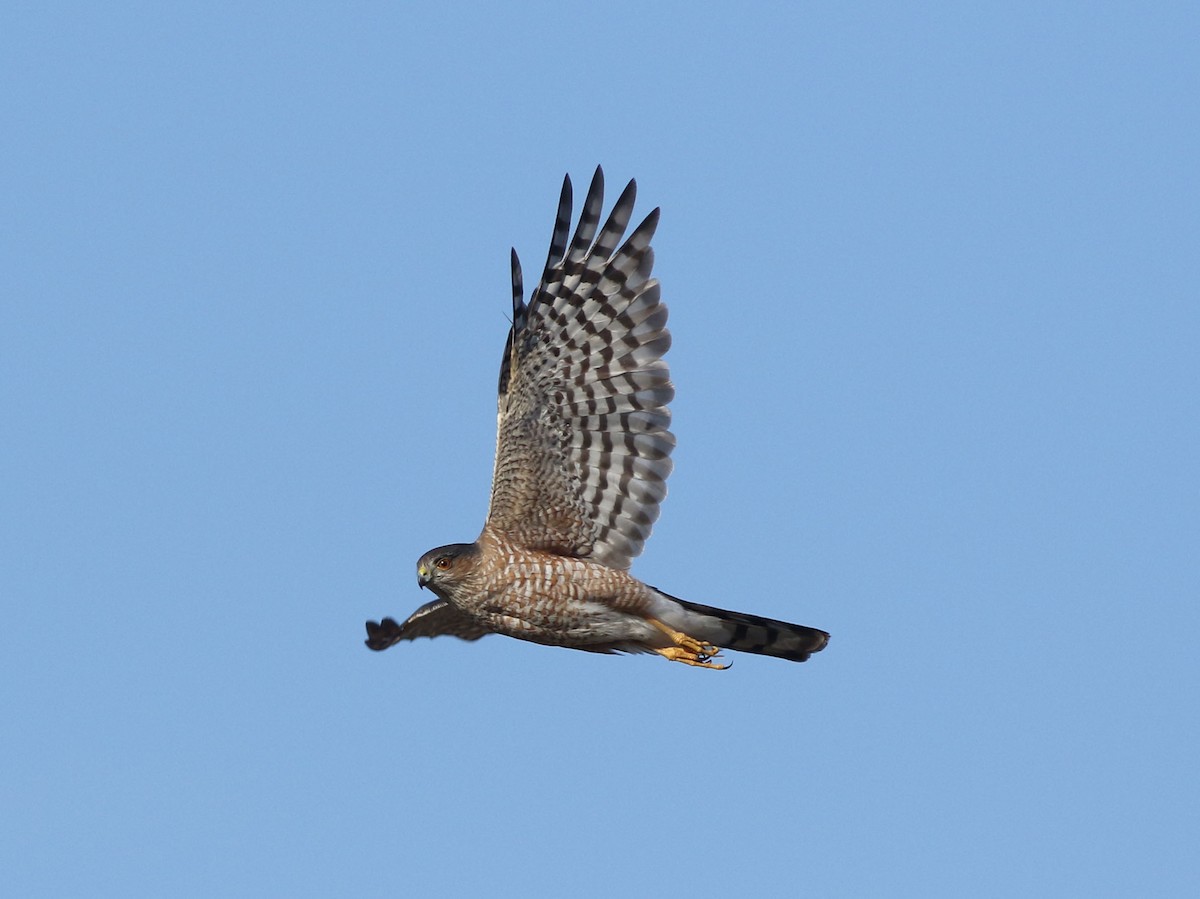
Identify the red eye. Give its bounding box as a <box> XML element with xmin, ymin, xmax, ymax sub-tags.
<box><xmin>435</xmin><ymin>557</ymin><xmax>452</xmax><ymax>571</ymax></box>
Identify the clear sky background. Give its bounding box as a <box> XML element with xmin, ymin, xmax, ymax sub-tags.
<box><xmin>4</xmin><ymin>2</ymin><xmax>1197</xmax><ymax>896</ymax></box>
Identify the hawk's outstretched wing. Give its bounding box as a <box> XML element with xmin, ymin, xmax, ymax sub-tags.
<box><xmin>484</xmin><ymin>167</ymin><xmax>674</xmax><ymax>570</ymax></box>
<box><xmin>364</xmin><ymin>599</ymin><xmax>490</xmax><ymax>650</ymax></box>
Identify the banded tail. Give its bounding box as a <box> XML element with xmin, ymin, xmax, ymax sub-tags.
<box><xmin>656</xmin><ymin>590</ymin><xmax>830</xmax><ymax>663</ymax></box>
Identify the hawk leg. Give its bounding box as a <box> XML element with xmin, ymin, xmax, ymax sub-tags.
<box><xmin>647</xmin><ymin>618</ymin><xmax>729</xmax><ymax>670</ymax></box>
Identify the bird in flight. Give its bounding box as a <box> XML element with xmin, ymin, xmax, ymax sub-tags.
<box><xmin>366</xmin><ymin>168</ymin><xmax>829</xmax><ymax>668</ymax></box>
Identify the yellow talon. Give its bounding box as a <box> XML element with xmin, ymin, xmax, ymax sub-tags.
<box><xmin>647</xmin><ymin>618</ymin><xmax>729</xmax><ymax>670</ymax></box>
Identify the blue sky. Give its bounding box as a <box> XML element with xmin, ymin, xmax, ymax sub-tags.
<box><xmin>4</xmin><ymin>2</ymin><xmax>1198</xmax><ymax>895</ymax></box>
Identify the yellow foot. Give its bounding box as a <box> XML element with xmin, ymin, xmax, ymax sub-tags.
<box><xmin>648</xmin><ymin>618</ymin><xmax>730</xmax><ymax>670</ymax></box>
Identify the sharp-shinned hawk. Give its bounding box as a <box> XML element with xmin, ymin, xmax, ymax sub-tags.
<box><xmin>365</xmin><ymin>168</ymin><xmax>829</xmax><ymax>668</ymax></box>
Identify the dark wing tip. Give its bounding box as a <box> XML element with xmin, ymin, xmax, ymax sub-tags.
<box><xmin>364</xmin><ymin>617</ymin><xmax>403</xmax><ymax>651</ymax></box>
<box><xmin>615</xmin><ymin>177</ymin><xmax>637</xmax><ymax>212</ymax></box>
<box><xmin>510</xmin><ymin>247</ymin><xmax>525</xmax><ymax>321</ymax></box>
<box><xmin>637</xmin><ymin>206</ymin><xmax>662</xmax><ymax>241</ymax></box>
<box><xmin>587</xmin><ymin>165</ymin><xmax>604</xmax><ymax>198</ymax></box>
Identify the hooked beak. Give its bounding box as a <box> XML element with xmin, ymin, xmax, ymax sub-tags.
<box><xmin>417</xmin><ymin>564</ymin><xmax>430</xmax><ymax>589</ymax></box>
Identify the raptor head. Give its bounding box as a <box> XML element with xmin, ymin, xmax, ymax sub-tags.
<box><xmin>416</xmin><ymin>542</ymin><xmax>480</xmax><ymax>599</ymax></box>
